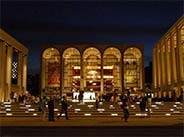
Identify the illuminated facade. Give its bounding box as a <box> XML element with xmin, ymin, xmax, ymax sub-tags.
<box><xmin>152</xmin><ymin>16</ymin><xmax>184</xmax><ymax>99</ymax></box>
<box><xmin>0</xmin><ymin>29</ymin><xmax>28</xmax><ymax>102</ymax></box>
<box><xmin>41</xmin><ymin>45</ymin><xmax>144</xmax><ymax>98</ymax></box>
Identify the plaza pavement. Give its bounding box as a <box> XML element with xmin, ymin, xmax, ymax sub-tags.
<box><xmin>0</xmin><ymin>116</ymin><xmax>183</xmax><ymax>137</ymax></box>
<box><xmin>0</xmin><ymin>116</ymin><xmax>183</xmax><ymax>127</ymax></box>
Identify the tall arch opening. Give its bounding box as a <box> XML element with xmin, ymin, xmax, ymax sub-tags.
<box><xmin>123</xmin><ymin>47</ymin><xmax>142</xmax><ymax>91</ymax></box>
<box><xmin>42</xmin><ymin>48</ymin><xmax>61</xmax><ymax>97</ymax></box>
<box><xmin>63</xmin><ymin>48</ymin><xmax>81</xmax><ymax>94</ymax></box>
<box><xmin>103</xmin><ymin>47</ymin><xmax>121</xmax><ymax>94</ymax></box>
<box><xmin>83</xmin><ymin>47</ymin><xmax>101</xmax><ymax>94</ymax></box>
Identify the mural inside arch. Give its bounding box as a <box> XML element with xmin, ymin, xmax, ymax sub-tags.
<box><xmin>48</xmin><ymin>62</ymin><xmax>60</xmax><ymax>85</ymax></box>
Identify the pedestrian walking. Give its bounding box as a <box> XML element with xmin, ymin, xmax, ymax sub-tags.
<box><xmin>139</xmin><ymin>96</ymin><xmax>147</xmax><ymax>115</ymax></box>
<box><xmin>48</xmin><ymin>96</ymin><xmax>55</xmax><ymax>121</ymax></box>
<box><xmin>40</xmin><ymin>96</ymin><xmax>47</xmax><ymax>120</ymax></box>
<box><xmin>147</xmin><ymin>94</ymin><xmax>152</xmax><ymax>117</ymax></box>
<box><xmin>57</xmin><ymin>96</ymin><xmax>69</xmax><ymax>120</ymax></box>
<box><xmin>121</xmin><ymin>96</ymin><xmax>129</xmax><ymax>122</ymax></box>
<box><xmin>95</xmin><ymin>98</ymin><xmax>99</xmax><ymax>109</ymax></box>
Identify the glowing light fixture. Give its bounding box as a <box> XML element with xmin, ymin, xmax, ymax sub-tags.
<box><xmin>6</xmin><ymin>113</ymin><xmax>13</xmax><ymax>116</ymax></box>
<box><xmin>84</xmin><ymin>113</ymin><xmax>91</xmax><ymax>116</ymax></box>
<box><xmin>111</xmin><ymin>113</ymin><xmax>118</xmax><ymax>116</ymax></box>
<box><xmin>5</xmin><ymin>105</ymin><xmax>11</xmax><ymax>108</ymax></box>
<box><xmin>33</xmin><ymin>113</ymin><xmax>37</xmax><ymax>116</ymax></box>
<box><xmin>28</xmin><ymin>108</ymin><xmax>35</xmax><ymax>111</ymax></box>
<box><xmin>135</xmin><ymin>113</ymin><xmax>147</xmax><ymax>116</ymax></box>
<box><xmin>54</xmin><ymin>109</ymin><xmax>58</xmax><ymax>111</ymax></box>
<box><xmin>4</xmin><ymin>102</ymin><xmax>11</xmax><ymax>105</ymax></box>
<box><xmin>6</xmin><ymin>108</ymin><xmax>11</xmax><ymax>111</ymax></box>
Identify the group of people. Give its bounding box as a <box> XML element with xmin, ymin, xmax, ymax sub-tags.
<box><xmin>40</xmin><ymin>94</ymin><xmax>152</xmax><ymax>122</ymax></box>
<box><xmin>40</xmin><ymin>95</ymin><xmax>69</xmax><ymax>121</ymax></box>
<box><xmin>10</xmin><ymin>91</ymin><xmax>40</xmax><ymax>104</ymax></box>
<box><xmin>120</xmin><ymin>94</ymin><xmax>152</xmax><ymax>122</ymax></box>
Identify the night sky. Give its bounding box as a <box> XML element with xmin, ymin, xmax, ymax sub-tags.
<box><xmin>1</xmin><ymin>1</ymin><xmax>183</xmax><ymax>74</ymax></box>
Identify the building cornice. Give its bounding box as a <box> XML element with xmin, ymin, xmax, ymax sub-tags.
<box><xmin>0</xmin><ymin>28</ymin><xmax>28</xmax><ymax>54</ymax></box>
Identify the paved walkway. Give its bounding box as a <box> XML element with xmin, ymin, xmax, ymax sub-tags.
<box><xmin>1</xmin><ymin>117</ymin><xmax>183</xmax><ymax>127</ymax></box>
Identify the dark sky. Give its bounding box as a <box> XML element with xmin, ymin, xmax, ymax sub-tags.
<box><xmin>1</xmin><ymin>1</ymin><xmax>183</xmax><ymax>74</ymax></box>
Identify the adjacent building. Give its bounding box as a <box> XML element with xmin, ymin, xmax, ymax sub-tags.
<box><xmin>0</xmin><ymin>29</ymin><xmax>28</xmax><ymax>102</ymax></box>
<box><xmin>41</xmin><ymin>44</ymin><xmax>144</xmax><ymax>99</ymax></box>
<box><xmin>152</xmin><ymin>16</ymin><xmax>184</xmax><ymax>99</ymax></box>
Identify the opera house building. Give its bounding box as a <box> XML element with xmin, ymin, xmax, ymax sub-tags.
<box><xmin>41</xmin><ymin>44</ymin><xmax>144</xmax><ymax>99</ymax></box>
<box><xmin>0</xmin><ymin>29</ymin><xmax>28</xmax><ymax>102</ymax></box>
<box><xmin>152</xmin><ymin>16</ymin><xmax>184</xmax><ymax>99</ymax></box>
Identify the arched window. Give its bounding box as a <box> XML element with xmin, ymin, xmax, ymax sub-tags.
<box><xmin>83</xmin><ymin>47</ymin><xmax>101</xmax><ymax>93</ymax></box>
<box><xmin>103</xmin><ymin>47</ymin><xmax>121</xmax><ymax>93</ymax></box>
<box><xmin>63</xmin><ymin>48</ymin><xmax>80</xmax><ymax>93</ymax></box>
<box><xmin>42</xmin><ymin>48</ymin><xmax>60</xmax><ymax>96</ymax></box>
<box><xmin>123</xmin><ymin>47</ymin><xmax>142</xmax><ymax>90</ymax></box>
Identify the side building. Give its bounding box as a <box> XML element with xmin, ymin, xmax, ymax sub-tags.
<box><xmin>41</xmin><ymin>44</ymin><xmax>144</xmax><ymax>100</ymax></box>
<box><xmin>152</xmin><ymin>16</ymin><xmax>184</xmax><ymax>100</ymax></box>
<box><xmin>0</xmin><ymin>29</ymin><xmax>28</xmax><ymax>102</ymax></box>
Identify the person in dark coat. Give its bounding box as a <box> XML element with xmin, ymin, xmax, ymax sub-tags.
<box><xmin>121</xmin><ymin>96</ymin><xmax>129</xmax><ymax>122</ymax></box>
<box><xmin>95</xmin><ymin>98</ymin><xmax>99</xmax><ymax>109</ymax></box>
<box><xmin>57</xmin><ymin>96</ymin><xmax>69</xmax><ymax>120</ymax></box>
<box><xmin>139</xmin><ymin>96</ymin><xmax>147</xmax><ymax>113</ymax></box>
<box><xmin>48</xmin><ymin>96</ymin><xmax>55</xmax><ymax>121</ymax></box>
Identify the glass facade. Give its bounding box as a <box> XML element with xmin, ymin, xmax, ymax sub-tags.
<box><xmin>83</xmin><ymin>48</ymin><xmax>101</xmax><ymax>93</ymax></box>
<box><xmin>63</xmin><ymin>48</ymin><xmax>80</xmax><ymax>93</ymax></box>
<box><xmin>42</xmin><ymin>48</ymin><xmax>61</xmax><ymax>96</ymax></box>
<box><xmin>103</xmin><ymin>48</ymin><xmax>121</xmax><ymax>93</ymax></box>
<box><xmin>41</xmin><ymin>46</ymin><xmax>144</xmax><ymax>98</ymax></box>
<box><xmin>123</xmin><ymin>47</ymin><xmax>142</xmax><ymax>90</ymax></box>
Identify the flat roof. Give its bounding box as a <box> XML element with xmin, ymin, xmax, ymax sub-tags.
<box><xmin>0</xmin><ymin>28</ymin><xmax>28</xmax><ymax>54</ymax></box>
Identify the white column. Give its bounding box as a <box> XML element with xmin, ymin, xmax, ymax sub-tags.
<box><xmin>152</xmin><ymin>49</ymin><xmax>157</xmax><ymax>88</ymax></box>
<box><xmin>157</xmin><ymin>47</ymin><xmax>161</xmax><ymax>88</ymax></box>
<box><xmin>177</xmin><ymin>27</ymin><xmax>184</xmax><ymax>81</ymax></box>
<box><xmin>166</xmin><ymin>39</ymin><xmax>171</xmax><ymax>85</ymax></box>
<box><xmin>100</xmin><ymin>57</ymin><xmax>103</xmax><ymax>95</ymax></box>
<box><xmin>22</xmin><ymin>55</ymin><xmax>27</xmax><ymax>94</ymax></box>
<box><xmin>59</xmin><ymin>56</ymin><xmax>62</xmax><ymax>98</ymax></box>
<box><xmin>18</xmin><ymin>52</ymin><xmax>23</xmax><ymax>96</ymax></box>
<box><xmin>61</xmin><ymin>57</ymin><xmax>64</xmax><ymax>96</ymax></box>
<box><xmin>140</xmin><ymin>57</ymin><xmax>143</xmax><ymax>90</ymax></box>
<box><xmin>0</xmin><ymin>42</ymin><xmax>6</xmax><ymax>102</ymax></box>
<box><xmin>41</xmin><ymin>58</ymin><xmax>46</xmax><ymax>97</ymax></box>
<box><xmin>0</xmin><ymin>42</ymin><xmax>3</xmax><ymax>102</ymax></box>
<box><xmin>155</xmin><ymin>48</ymin><xmax>159</xmax><ymax>89</ymax></box>
<box><xmin>162</xmin><ymin>42</ymin><xmax>166</xmax><ymax>88</ymax></box>
<box><xmin>80</xmin><ymin>56</ymin><xmax>84</xmax><ymax>90</ymax></box>
<box><xmin>159</xmin><ymin>44</ymin><xmax>163</xmax><ymax>91</ymax></box>
<box><xmin>5</xmin><ymin>46</ymin><xmax>13</xmax><ymax>101</ymax></box>
<box><xmin>170</xmin><ymin>35</ymin><xmax>174</xmax><ymax>85</ymax></box>
<box><xmin>120</xmin><ymin>56</ymin><xmax>123</xmax><ymax>93</ymax></box>
<box><xmin>171</xmin><ymin>34</ymin><xmax>177</xmax><ymax>83</ymax></box>
<box><xmin>121</xmin><ymin>52</ymin><xmax>124</xmax><ymax>93</ymax></box>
